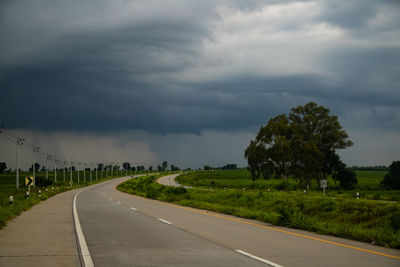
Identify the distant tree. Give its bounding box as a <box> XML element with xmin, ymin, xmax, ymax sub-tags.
<box><xmin>29</xmin><ymin>163</ymin><xmax>40</xmax><ymax>172</ymax></box>
<box><xmin>204</xmin><ymin>165</ymin><xmax>211</xmax><ymax>170</ymax></box>
<box><xmin>381</xmin><ymin>161</ymin><xmax>400</xmax><ymax>189</ymax></box>
<box><xmin>123</xmin><ymin>162</ymin><xmax>131</xmax><ymax>170</ymax></box>
<box><xmin>170</xmin><ymin>165</ymin><xmax>180</xmax><ymax>171</ymax></box>
<box><xmin>332</xmin><ymin>163</ymin><xmax>357</xmax><ymax>189</ymax></box>
<box><xmin>0</xmin><ymin>162</ymin><xmax>7</xmax><ymax>173</ymax></box>
<box><xmin>97</xmin><ymin>163</ymin><xmax>104</xmax><ymax>170</ymax></box>
<box><xmin>162</xmin><ymin>161</ymin><xmax>168</xmax><ymax>171</ymax></box>
<box><xmin>157</xmin><ymin>165</ymin><xmax>162</xmax><ymax>171</ymax></box>
<box><xmin>220</xmin><ymin>164</ymin><xmax>237</xmax><ymax>170</ymax></box>
<box><xmin>149</xmin><ymin>166</ymin><xmax>153</xmax><ymax>171</ymax></box>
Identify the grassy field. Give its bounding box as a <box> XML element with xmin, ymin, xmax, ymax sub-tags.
<box><xmin>0</xmin><ymin>169</ymin><xmax>142</xmax><ymax>228</ymax></box>
<box><xmin>118</xmin><ymin>174</ymin><xmax>400</xmax><ymax>248</ymax></box>
<box><xmin>176</xmin><ymin>169</ymin><xmax>399</xmax><ymax>201</ymax></box>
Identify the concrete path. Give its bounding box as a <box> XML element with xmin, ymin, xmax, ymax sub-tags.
<box><xmin>0</xmin><ymin>189</ymin><xmax>80</xmax><ymax>267</ymax></box>
<box><xmin>157</xmin><ymin>174</ymin><xmax>192</xmax><ymax>188</ymax></box>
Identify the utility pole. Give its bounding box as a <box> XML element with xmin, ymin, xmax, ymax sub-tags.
<box><xmin>111</xmin><ymin>162</ymin><xmax>114</xmax><ymax>177</ymax></box>
<box><xmin>77</xmin><ymin>162</ymin><xmax>81</xmax><ymax>184</ymax></box>
<box><xmin>70</xmin><ymin>162</ymin><xmax>74</xmax><ymax>184</ymax></box>
<box><xmin>83</xmin><ymin>162</ymin><xmax>86</xmax><ymax>182</ymax></box>
<box><xmin>46</xmin><ymin>153</ymin><xmax>52</xmax><ymax>180</ymax></box>
<box><xmin>16</xmin><ymin>137</ymin><xmax>25</xmax><ymax>189</ymax></box>
<box><xmin>54</xmin><ymin>157</ymin><xmax>59</xmax><ymax>183</ymax></box>
<box><xmin>63</xmin><ymin>160</ymin><xmax>68</xmax><ymax>183</ymax></box>
<box><xmin>96</xmin><ymin>162</ymin><xmax>98</xmax><ymax>181</ymax></box>
<box><xmin>90</xmin><ymin>163</ymin><xmax>92</xmax><ymax>182</ymax></box>
<box><xmin>33</xmin><ymin>146</ymin><xmax>40</xmax><ymax>186</ymax></box>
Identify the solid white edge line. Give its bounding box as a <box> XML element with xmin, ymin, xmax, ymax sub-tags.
<box><xmin>130</xmin><ymin>207</ymin><xmax>137</xmax><ymax>211</ymax></box>
<box><xmin>158</xmin><ymin>218</ymin><xmax>172</xmax><ymax>225</ymax></box>
<box><xmin>73</xmin><ymin>191</ymin><xmax>94</xmax><ymax>267</ymax></box>
<box><xmin>235</xmin><ymin>250</ymin><xmax>283</xmax><ymax>267</ymax></box>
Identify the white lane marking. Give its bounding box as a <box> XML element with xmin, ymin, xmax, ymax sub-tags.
<box><xmin>158</xmin><ymin>218</ymin><xmax>172</xmax><ymax>225</ymax></box>
<box><xmin>73</xmin><ymin>191</ymin><xmax>94</xmax><ymax>267</ymax></box>
<box><xmin>130</xmin><ymin>207</ymin><xmax>137</xmax><ymax>211</ymax></box>
<box><xmin>116</xmin><ymin>201</ymin><xmax>121</xmax><ymax>204</ymax></box>
<box><xmin>235</xmin><ymin>250</ymin><xmax>283</xmax><ymax>267</ymax></box>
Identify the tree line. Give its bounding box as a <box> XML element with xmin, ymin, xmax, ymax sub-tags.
<box><xmin>245</xmin><ymin>102</ymin><xmax>357</xmax><ymax>188</ymax></box>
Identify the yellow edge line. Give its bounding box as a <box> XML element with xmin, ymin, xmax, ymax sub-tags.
<box><xmin>115</xmin><ymin>185</ymin><xmax>400</xmax><ymax>260</ymax></box>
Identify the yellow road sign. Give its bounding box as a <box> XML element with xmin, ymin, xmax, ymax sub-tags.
<box><xmin>25</xmin><ymin>176</ymin><xmax>34</xmax><ymax>186</ymax></box>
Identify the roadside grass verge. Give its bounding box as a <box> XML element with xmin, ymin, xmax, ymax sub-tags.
<box><xmin>0</xmin><ymin>171</ymin><xmax>140</xmax><ymax>229</ymax></box>
<box><xmin>118</xmin><ymin>175</ymin><xmax>400</xmax><ymax>248</ymax></box>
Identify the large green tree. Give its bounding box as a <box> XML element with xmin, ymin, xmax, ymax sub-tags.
<box><xmin>289</xmin><ymin>102</ymin><xmax>353</xmax><ymax>182</ymax></box>
<box><xmin>245</xmin><ymin>102</ymin><xmax>353</xmax><ymax>184</ymax></box>
<box><xmin>245</xmin><ymin>114</ymin><xmax>293</xmax><ymax>182</ymax></box>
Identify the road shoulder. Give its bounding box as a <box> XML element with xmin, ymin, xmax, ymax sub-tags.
<box><xmin>0</xmin><ymin>189</ymin><xmax>80</xmax><ymax>267</ymax></box>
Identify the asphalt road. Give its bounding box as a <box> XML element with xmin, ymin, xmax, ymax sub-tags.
<box><xmin>76</xmin><ymin>176</ymin><xmax>400</xmax><ymax>267</ymax></box>
<box><xmin>157</xmin><ymin>174</ymin><xmax>191</xmax><ymax>188</ymax></box>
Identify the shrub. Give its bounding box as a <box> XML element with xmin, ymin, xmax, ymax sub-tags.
<box><xmin>381</xmin><ymin>161</ymin><xmax>400</xmax><ymax>189</ymax></box>
<box><xmin>35</xmin><ymin>177</ymin><xmax>53</xmax><ymax>187</ymax></box>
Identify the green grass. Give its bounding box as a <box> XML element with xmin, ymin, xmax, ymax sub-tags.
<box><xmin>118</xmin><ymin>174</ymin><xmax>400</xmax><ymax>248</ymax></box>
<box><xmin>0</xmin><ymin>169</ymin><xmax>143</xmax><ymax>229</ymax></box>
<box><xmin>176</xmin><ymin>169</ymin><xmax>398</xmax><ymax>201</ymax></box>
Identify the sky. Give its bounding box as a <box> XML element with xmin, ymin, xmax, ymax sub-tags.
<box><xmin>1</xmin><ymin>0</ymin><xmax>399</xmax><ymax>170</ymax></box>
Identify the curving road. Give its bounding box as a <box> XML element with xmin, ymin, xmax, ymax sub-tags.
<box><xmin>156</xmin><ymin>173</ymin><xmax>192</xmax><ymax>188</ymax></box>
<box><xmin>74</xmin><ymin>175</ymin><xmax>400</xmax><ymax>267</ymax></box>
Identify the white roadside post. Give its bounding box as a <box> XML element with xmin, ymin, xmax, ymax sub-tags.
<box><xmin>16</xmin><ymin>137</ymin><xmax>25</xmax><ymax>189</ymax></box>
<box><xmin>320</xmin><ymin>179</ymin><xmax>327</xmax><ymax>196</ymax></box>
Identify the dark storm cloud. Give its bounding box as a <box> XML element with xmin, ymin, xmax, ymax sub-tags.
<box><xmin>1</xmin><ymin>0</ymin><xmax>399</xmax><ymax>136</ymax></box>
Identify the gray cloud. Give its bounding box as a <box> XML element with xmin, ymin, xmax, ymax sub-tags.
<box><xmin>0</xmin><ymin>0</ymin><xmax>399</xmax><ymax>166</ymax></box>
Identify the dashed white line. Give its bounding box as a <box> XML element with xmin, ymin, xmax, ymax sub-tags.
<box><xmin>235</xmin><ymin>250</ymin><xmax>283</xmax><ymax>267</ymax></box>
<box><xmin>158</xmin><ymin>218</ymin><xmax>172</xmax><ymax>225</ymax></box>
<box><xmin>116</xmin><ymin>201</ymin><xmax>121</xmax><ymax>204</ymax></box>
<box><xmin>130</xmin><ymin>207</ymin><xmax>137</xmax><ymax>211</ymax></box>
